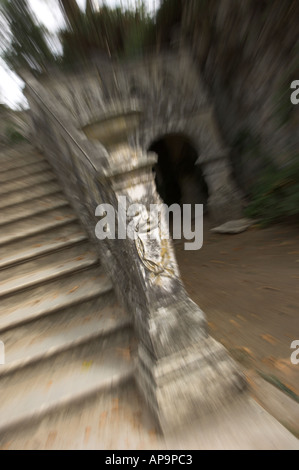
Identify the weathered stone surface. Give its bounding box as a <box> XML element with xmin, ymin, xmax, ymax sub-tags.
<box><xmin>0</xmin><ymin>107</ymin><xmax>31</xmax><ymax>147</ymax></box>
<box><xmin>211</xmin><ymin>218</ymin><xmax>257</xmax><ymax>234</ymax></box>
<box><xmin>182</xmin><ymin>0</ymin><xmax>299</xmax><ymax>192</ymax></box>
<box><xmin>137</xmin><ymin>328</ymin><xmax>246</xmax><ymax>433</ymax></box>
<box><xmin>0</xmin><ymin>144</ymin><xmax>133</xmax><ymax>438</ymax></box>
<box><xmin>22</xmin><ymin>68</ymin><xmax>247</xmax><ymax>432</ymax></box>
<box><xmin>104</xmin><ymin>142</ymin><xmax>246</xmax><ymax>433</ymax></box>
<box><xmin>24</xmin><ymin>51</ymin><xmax>242</xmax><ymax>223</ymax></box>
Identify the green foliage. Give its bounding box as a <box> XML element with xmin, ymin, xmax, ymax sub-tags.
<box><xmin>59</xmin><ymin>2</ymin><xmax>155</xmax><ymax>65</ymax></box>
<box><xmin>274</xmin><ymin>86</ymin><xmax>294</xmax><ymax>126</ymax></box>
<box><xmin>258</xmin><ymin>371</ymin><xmax>299</xmax><ymax>404</ymax></box>
<box><xmin>123</xmin><ymin>10</ymin><xmax>155</xmax><ymax>58</ymax></box>
<box><xmin>155</xmin><ymin>0</ymin><xmax>183</xmax><ymax>46</ymax></box>
<box><xmin>232</xmin><ymin>129</ymin><xmax>261</xmax><ymax>158</ymax></box>
<box><xmin>230</xmin><ymin>128</ymin><xmax>268</xmax><ymax>193</ymax></box>
<box><xmin>1</xmin><ymin>0</ymin><xmax>56</xmax><ymax>73</ymax></box>
<box><xmin>5</xmin><ymin>123</ymin><xmax>27</xmax><ymax>144</ymax></box>
<box><xmin>245</xmin><ymin>156</ymin><xmax>299</xmax><ymax>226</ymax></box>
<box><xmin>1</xmin><ymin>0</ymin><xmax>155</xmax><ymax>72</ymax></box>
<box><xmin>0</xmin><ymin>103</ymin><xmax>9</xmax><ymax>113</ymax></box>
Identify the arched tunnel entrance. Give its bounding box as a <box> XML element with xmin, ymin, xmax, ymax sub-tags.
<box><xmin>148</xmin><ymin>134</ymin><xmax>209</xmax><ymax>213</ymax></box>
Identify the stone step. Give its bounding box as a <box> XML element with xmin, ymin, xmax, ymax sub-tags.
<box><xmin>0</xmin><ymin>266</ymin><xmax>112</xmax><ymax>333</ymax></box>
<box><xmin>0</xmin><ymin>242</ymin><xmax>99</xmax><ymax>298</ymax></box>
<box><xmin>0</xmin><ymin>223</ymin><xmax>87</xmax><ymax>269</ymax></box>
<box><xmin>0</xmin><ymin>144</ymin><xmax>42</xmax><ymax>162</ymax></box>
<box><xmin>1</xmin><ymin>382</ymin><xmax>298</xmax><ymax>450</ymax></box>
<box><xmin>0</xmin><ymin>144</ymin><xmax>137</xmax><ymax>445</ymax></box>
<box><xmin>0</xmin><ymin>206</ymin><xmax>78</xmax><ymax>246</ymax></box>
<box><xmin>0</xmin><ymin>329</ymin><xmax>134</xmax><ymax>435</ymax></box>
<box><xmin>0</xmin><ymin>180</ymin><xmax>60</xmax><ymax>210</ymax></box>
<box><xmin>0</xmin><ymin>192</ymin><xmax>69</xmax><ymax>227</ymax></box>
<box><xmin>0</xmin><ymin>152</ymin><xmax>45</xmax><ymax>172</ymax></box>
<box><xmin>0</xmin><ymin>380</ymin><xmax>156</xmax><ymax>450</ymax></box>
<box><xmin>0</xmin><ymin>170</ymin><xmax>56</xmax><ymax>196</ymax></box>
<box><xmin>0</xmin><ymin>161</ymin><xmax>51</xmax><ymax>183</ymax></box>
<box><xmin>0</xmin><ymin>292</ymin><xmax>130</xmax><ymax>376</ymax></box>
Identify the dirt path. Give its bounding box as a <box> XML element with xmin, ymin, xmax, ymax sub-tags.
<box><xmin>175</xmin><ymin>218</ymin><xmax>299</xmax><ymax>398</ymax></box>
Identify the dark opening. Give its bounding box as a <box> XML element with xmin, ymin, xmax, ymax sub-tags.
<box><xmin>148</xmin><ymin>134</ymin><xmax>209</xmax><ymax>210</ymax></box>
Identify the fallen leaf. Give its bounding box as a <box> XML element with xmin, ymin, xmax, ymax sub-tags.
<box><xmin>0</xmin><ymin>442</ymin><xmax>11</xmax><ymax>450</ymax></box>
<box><xmin>99</xmin><ymin>411</ymin><xmax>108</xmax><ymax>427</ymax></box>
<box><xmin>45</xmin><ymin>431</ymin><xmax>57</xmax><ymax>449</ymax></box>
<box><xmin>82</xmin><ymin>360</ymin><xmax>93</xmax><ymax>371</ymax></box>
<box><xmin>45</xmin><ymin>380</ymin><xmax>53</xmax><ymax>390</ymax></box>
<box><xmin>237</xmin><ymin>314</ymin><xmax>246</xmax><ymax>321</ymax></box>
<box><xmin>116</xmin><ymin>347</ymin><xmax>131</xmax><ymax>360</ymax></box>
<box><xmin>261</xmin><ymin>334</ymin><xmax>277</xmax><ymax>345</ymax></box>
<box><xmin>112</xmin><ymin>398</ymin><xmax>119</xmax><ymax>412</ymax></box>
<box><xmin>241</xmin><ymin>347</ymin><xmax>254</xmax><ymax>357</ymax></box>
<box><xmin>84</xmin><ymin>427</ymin><xmax>91</xmax><ymax>445</ymax></box>
<box><xmin>258</xmin><ymin>286</ymin><xmax>280</xmax><ymax>291</ymax></box>
<box><xmin>68</xmin><ymin>286</ymin><xmax>79</xmax><ymax>294</ymax></box>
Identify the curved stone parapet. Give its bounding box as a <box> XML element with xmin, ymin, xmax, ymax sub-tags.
<box><xmin>22</xmin><ymin>66</ymin><xmax>246</xmax><ymax>433</ymax></box>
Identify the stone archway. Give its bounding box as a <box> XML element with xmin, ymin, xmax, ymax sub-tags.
<box><xmin>37</xmin><ymin>51</ymin><xmax>242</xmax><ymax>224</ymax></box>
<box><xmin>148</xmin><ymin>133</ymin><xmax>209</xmax><ymax>213</ymax></box>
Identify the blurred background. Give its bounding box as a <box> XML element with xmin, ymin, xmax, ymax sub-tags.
<box><xmin>0</xmin><ymin>0</ymin><xmax>299</xmax><ymax>223</ymax></box>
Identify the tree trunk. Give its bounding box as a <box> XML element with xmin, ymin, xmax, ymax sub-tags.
<box><xmin>59</xmin><ymin>0</ymin><xmax>81</xmax><ymax>28</ymax></box>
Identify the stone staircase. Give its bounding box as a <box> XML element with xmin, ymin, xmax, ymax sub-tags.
<box><xmin>0</xmin><ymin>144</ymin><xmax>298</xmax><ymax>450</ymax></box>
<box><xmin>0</xmin><ymin>143</ymin><xmax>135</xmax><ymax>437</ymax></box>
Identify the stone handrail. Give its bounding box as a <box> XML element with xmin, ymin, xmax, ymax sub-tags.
<box><xmin>23</xmin><ymin>69</ymin><xmax>246</xmax><ymax>433</ymax></box>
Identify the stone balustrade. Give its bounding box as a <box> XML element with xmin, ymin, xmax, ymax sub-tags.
<box><xmin>22</xmin><ymin>65</ymin><xmax>246</xmax><ymax>432</ymax></box>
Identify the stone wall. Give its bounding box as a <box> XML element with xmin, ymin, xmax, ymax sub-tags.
<box><xmin>179</xmin><ymin>0</ymin><xmax>299</xmax><ymax>192</ymax></box>
<box><xmin>0</xmin><ymin>106</ymin><xmax>31</xmax><ymax>147</ymax></box>
<box><xmin>23</xmin><ymin>69</ymin><xmax>246</xmax><ymax>432</ymax></box>
<box><xmin>37</xmin><ymin>51</ymin><xmax>242</xmax><ymax>222</ymax></box>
